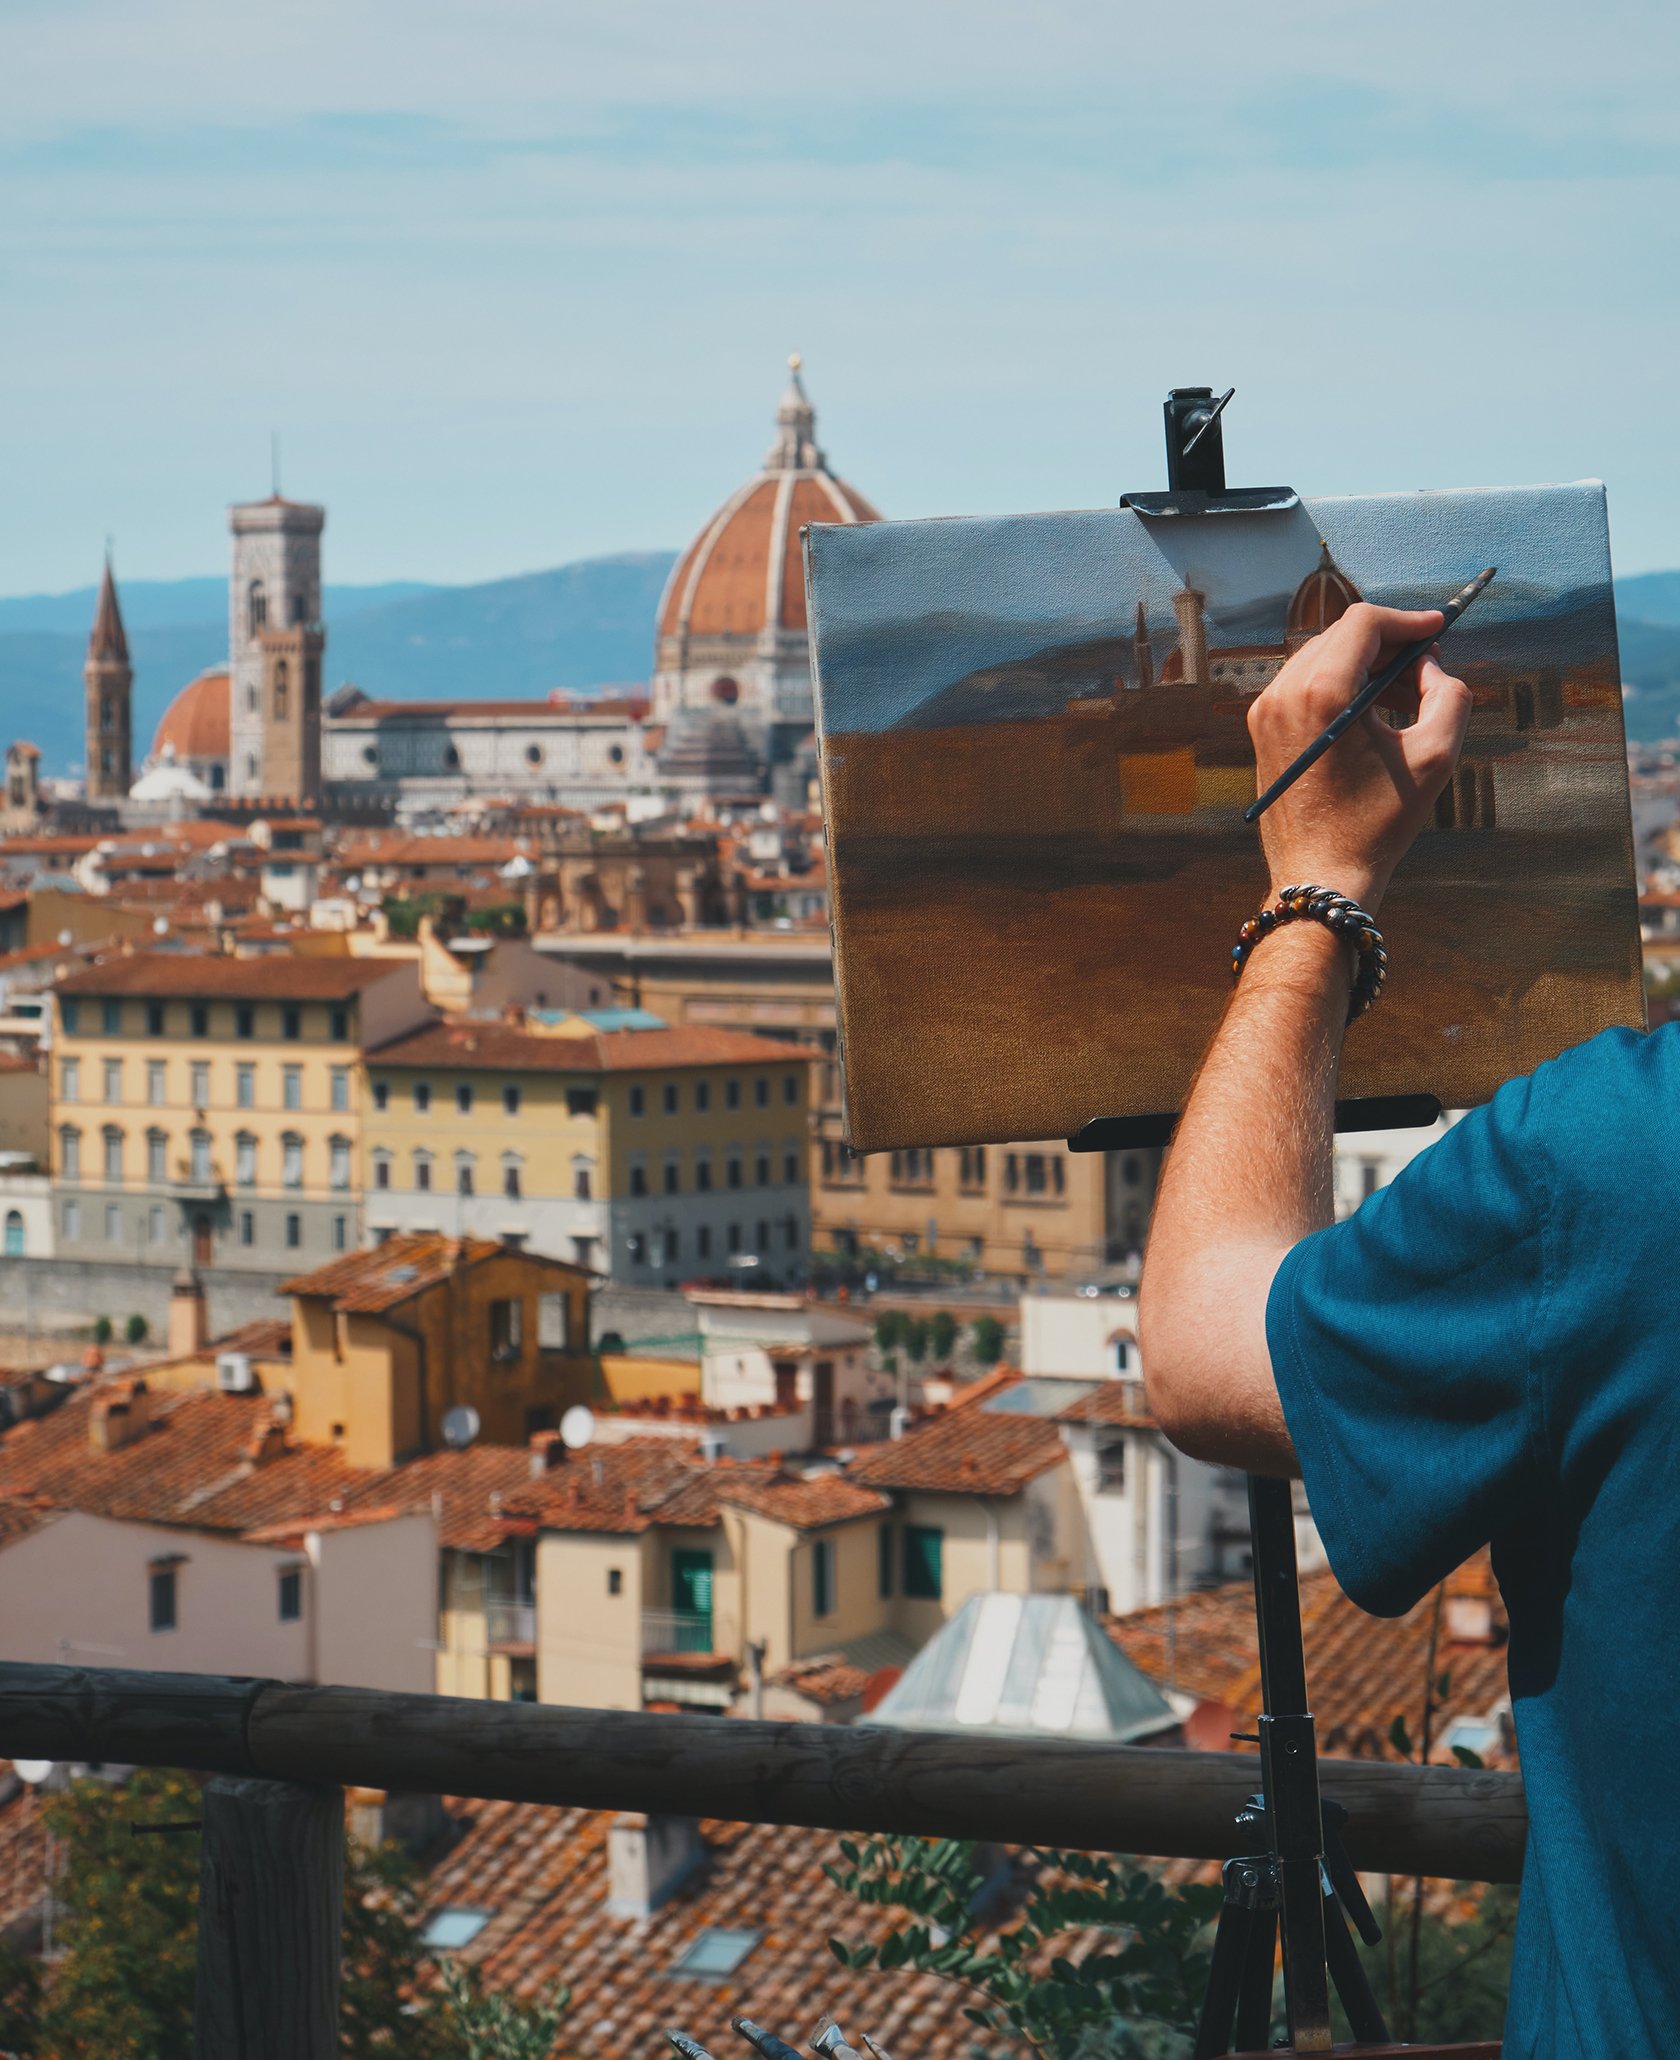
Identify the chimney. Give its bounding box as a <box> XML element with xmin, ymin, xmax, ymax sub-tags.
<box><xmin>168</xmin><ymin>1265</ymin><xmax>209</xmax><ymax>1359</ymax></box>
<box><xmin>89</xmin><ymin>1378</ymin><xmax>151</xmax><ymax>1453</ymax></box>
<box><xmin>243</xmin><ymin>1418</ymin><xmax>289</xmax><ymax>1467</ymax></box>
<box><xmin>606</xmin><ymin>1812</ymin><xmax>704</xmax><ymax>1918</ymax></box>
<box><xmin>1444</xmin><ymin>1592</ymin><xmax>1498</xmax><ymax>1647</ymax></box>
<box><xmin>346</xmin><ymin>1787</ymin><xmax>445</xmax><ymax>1857</ymax></box>
<box><xmin>529</xmin><ymin>1429</ymin><xmax>565</xmax><ymax>1477</ymax></box>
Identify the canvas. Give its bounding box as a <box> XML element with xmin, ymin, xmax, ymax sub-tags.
<box><xmin>805</xmin><ymin>483</ymin><xmax>1644</xmax><ymax>1153</ymax></box>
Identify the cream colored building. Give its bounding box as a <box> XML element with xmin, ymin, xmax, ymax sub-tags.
<box><xmin>50</xmin><ymin>951</ymin><xmax>429</xmax><ymax>1274</ymax></box>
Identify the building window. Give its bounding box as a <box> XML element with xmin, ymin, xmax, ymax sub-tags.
<box><xmin>330</xmin><ymin>1008</ymin><xmax>349</xmax><ymax>1042</ymax></box>
<box><xmin>239</xmin><ymin>1210</ymin><xmax>254</xmax><ymax>1246</ymax></box>
<box><xmin>783</xmin><ymin>1072</ymin><xmax>799</xmax><ymax>1106</ymax></box>
<box><xmin>783</xmin><ymin>1147</ymin><xmax>800</xmax><ymax>1185</ymax></box>
<box><xmin>628</xmin><ymin>1084</ymin><xmax>645</xmax><ymax>1117</ymax></box>
<box><xmin>103</xmin><ymin>1057</ymin><xmax>122</xmax><ymax>1103</ymax></box>
<box><xmin>959</xmin><ymin>1146</ymin><xmax>987</xmax><ymax>1190</ymax></box>
<box><xmin>190</xmin><ymin>1003</ymin><xmax>209</xmax><ymax>1039</ymax></box>
<box><xmin>237</xmin><ymin>1064</ymin><xmax>254</xmax><ymax>1108</ymax></box>
<box><xmin>903</xmin><ymin>1525</ymin><xmax>944</xmax><ymax>1600</ymax></box>
<box><xmin>248</xmin><ymin>578</ymin><xmax>267</xmax><ymax>633</ymax></box>
<box><xmin>191</xmin><ymin>1061</ymin><xmax>210</xmax><ymax>1106</ymax></box>
<box><xmin>283</xmin><ymin>1066</ymin><xmax>302</xmax><ymax>1111</ymax></box>
<box><xmin>233</xmin><ymin>1003</ymin><xmax>255</xmax><ymax>1040</ymax></box>
<box><xmin>1004</xmin><ymin>1153</ymin><xmax>1019</xmax><ymax>1193</ymax></box>
<box><xmin>373</xmin><ymin>1153</ymin><xmax>391</xmax><ymax>1190</ymax></box>
<box><xmin>282</xmin><ymin>1006</ymin><xmax>301</xmax><ymax>1041</ymax></box>
<box><xmin>662</xmin><ymin>1082</ymin><xmax>678</xmax><ymax>1115</ymax></box>
<box><xmin>566</xmin><ymin>1086</ymin><xmax>597</xmax><ymax>1117</ymax></box>
<box><xmin>148</xmin><ymin>1060</ymin><xmax>167</xmax><ymax>1106</ymax></box>
<box><xmin>503</xmin><ymin>1083</ymin><xmax>521</xmax><ymax>1116</ymax></box>
<box><xmin>694</xmin><ymin>1080</ymin><xmax>710</xmax><ymax>1113</ymax></box>
<box><xmin>725</xmin><ymin>1079</ymin><xmax>741</xmax><ymax>1111</ymax></box>
<box><xmin>1024</xmin><ymin>1153</ymin><xmax>1047</xmax><ymax>1195</ymax></box>
<box><xmin>1097</xmin><ymin>1440</ymin><xmax>1127</xmax><ymax>1493</ymax></box>
<box><xmin>373</xmin><ymin>1081</ymin><xmax>389</xmax><ymax>1112</ymax></box>
<box><xmin>60</xmin><ymin>999</ymin><xmax>79</xmax><ymax>1035</ymax></box>
<box><xmin>331</xmin><ymin>1067</ymin><xmax>350</xmax><ymax>1112</ymax></box>
<box><xmin>456</xmin><ymin>1155</ymin><xmax>475</xmax><ymax>1198</ymax></box>
<box><xmin>812</xmin><ymin>1537</ymin><xmax>835</xmax><ymax>1619</ymax></box>
<box><xmin>490</xmin><ymin>1299</ymin><xmax>522</xmax><ymax>1360</ymax></box>
<box><xmin>628</xmin><ymin>1157</ymin><xmax>648</xmax><ymax>1198</ymax></box>
<box><xmin>62</xmin><ymin>1197</ymin><xmax>80</xmax><ymax>1239</ymax></box>
<box><xmin>503</xmin><ymin>1157</ymin><xmax>522</xmax><ymax>1200</ymax></box>
<box><xmin>750</xmin><ymin>1151</ymin><xmax>767</xmax><ymax>1187</ymax></box>
<box><xmin>332</xmin><ymin>1214</ymin><xmax>347</xmax><ymax>1252</ymax></box>
<box><xmin>58</xmin><ymin>1126</ymin><xmax>81</xmax><ymax>1180</ymax></box>
<box><xmin>755</xmin><ymin>1218</ymin><xmax>769</xmax><ymax>1250</ymax></box>
<box><xmin>146</xmin><ymin>1001</ymin><xmax>164</xmax><ymax>1037</ymax></box>
<box><xmin>273</xmin><ymin>661</ymin><xmax>289</xmax><ymax>719</ymax></box>
<box><xmin>456</xmin><ymin>1082</ymin><xmax>474</xmax><ymax>1114</ymax></box>
<box><xmin>695</xmin><ymin>1149</ymin><xmax>712</xmax><ymax>1192</ymax></box>
<box><xmin>147</xmin><ymin>1129</ymin><xmax>167</xmax><ymax>1183</ymax></box>
<box><xmin>538</xmin><ymin>1292</ymin><xmax>577</xmax><ymax>1351</ymax></box>
<box><xmin>783</xmin><ymin>1215</ymin><xmax>799</xmax><ymax>1249</ymax></box>
<box><xmin>149</xmin><ymin>1203</ymin><xmax>166</xmax><ymax>1245</ymax></box>
<box><xmin>102</xmin><ymin>1126</ymin><xmax>123</xmax><ymax>1184</ymax></box>
<box><xmin>60</xmin><ymin>1056</ymin><xmax>79</xmax><ymax>1102</ymax></box>
<box><xmin>878</xmin><ymin>1523</ymin><xmax>894</xmax><ymax>1599</ymax></box>
<box><xmin>754</xmin><ymin>1076</ymin><xmax>769</xmax><ymax>1110</ymax></box>
<box><xmin>282</xmin><ymin>1133</ymin><xmax>303</xmax><ymax>1189</ymax></box>
<box><xmin>278</xmin><ymin>1568</ymin><xmax>302</xmax><ymax>1622</ymax></box>
<box><xmin>415</xmin><ymin>1152</ymin><xmax>432</xmax><ymax>1192</ymax></box>
<box><xmin>572</xmin><ymin>1157</ymin><xmax>593</xmax><ymax>1201</ymax></box>
<box><xmin>235</xmin><ymin>1132</ymin><xmax>256</xmax><ymax>1187</ymax></box>
<box><xmin>726</xmin><ymin>1152</ymin><xmax>742</xmax><ymax>1190</ymax></box>
<box><xmin>190</xmin><ymin>1129</ymin><xmax>212</xmax><ymax>1183</ymax></box>
<box><xmin>607</xmin><ymin>1567</ymin><xmax>623</xmax><ymax>1597</ymax></box>
<box><xmin>414</xmin><ymin>1082</ymin><xmax>431</xmax><ymax>1112</ymax></box>
<box><xmin>285</xmin><ymin>1212</ymin><xmax>301</xmax><ymax>1249</ymax></box>
<box><xmin>104</xmin><ymin>1201</ymin><xmax>121</xmax><ymax>1242</ymax></box>
<box><xmin>697</xmin><ymin>1224</ymin><xmax>711</xmax><ymax>1259</ymax></box>
<box><xmin>149</xmin><ymin>1566</ymin><xmax>178</xmax><ymax>1632</ymax></box>
<box><xmin>628</xmin><ymin>1231</ymin><xmax>647</xmax><ymax>1266</ymax></box>
<box><xmin>662</xmin><ymin>1156</ymin><xmax>680</xmax><ymax>1196</ymax></box>
<box><xmin>329</xmin><ymin>1136</ymin><xmax>351</xmax><ymax>1190</ymax></box>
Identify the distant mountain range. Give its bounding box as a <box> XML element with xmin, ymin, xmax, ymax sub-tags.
<box><xmin>8</xmin><ymin>552</ymin><xmax>1680</xmax><ymax>776</ymax></box>
<box><xmin>0</xmin><ymin>552</ymin><xmax>679</xmax><ymax>776</ymax></box>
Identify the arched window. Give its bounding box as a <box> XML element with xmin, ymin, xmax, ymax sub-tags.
<box><xmin>503</xmin><ymin>1153</ymin><xmax>523</xmax><ymax>1200</ymax></box>
<box><xmin>291</xmin><ymin>590</ymin><xmax>307</xmax><ymax>627</ymax></box>
<box><xmin>456</xmin><ymin>1152</ymin><xmax>476</xmax><ymax>1198</ymax></box>
<box><xmin>329</xmin><ymin>1135</ymin><xmax>351</xmax><ymax>1191</ymax></box>
<box><xmin>273</xmin><ymin>660</ymin><xmax>289</xmax><ymax>720</ymax></box>
<box><xmin>414</xmin><ymin>1149</ymin><xmax>433</xmax><ymax>1193</ymax></box>
<box><xmin>102</xmin><ymin>1125</ymin><xmax>124</xmax><ymax>1184</ymax></box>
<box><xmin>247</xmin><ymin>681</ymin><xmax>260</xmax><ymax>715</ymax></box>
<box><xmin>3</xmin><ymin>1210</ymin><xmax>23</xmax><ymax>1258</ymax></box>
<box><xmin>59</xmin><ymin>1126</ymin><xmax>81</xmax><ymax>1181</ymax></box>
<box><xmin>248</xmin><ymin>580</ymin><xmax>267</xmax><ymax>635</ymax></box>
<box><xmin>281</xmin><ymin>1132</ymin><xmax>303</xmax><ymax>1189</ymax></box>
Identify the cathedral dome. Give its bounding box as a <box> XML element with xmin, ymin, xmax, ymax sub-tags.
<box><xmin>152</xmin><ymin>667</ymin><xmax>230</xmax><ymax>767</ymax></box>
<box><xmin>657</xmin><ymin>357</ymin><xmax>879</xmax><ymax>649</ymax></box>
<box><xmin>1285</xmin><ymin>542</ymin><xmax>1361</xmax><ymax>644</ymax></box>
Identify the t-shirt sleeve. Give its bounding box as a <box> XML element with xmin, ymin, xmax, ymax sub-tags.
<box><xmin>1266</xmin><ymin>1069</ymin><xmax>1551</xmax><ymax>1617</ymax></box>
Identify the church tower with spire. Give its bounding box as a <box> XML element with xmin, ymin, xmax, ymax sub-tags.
<box><xmin>84</xmin><ymin>553</ymin><xmax>133</xmax><ymax>802</ymax></box>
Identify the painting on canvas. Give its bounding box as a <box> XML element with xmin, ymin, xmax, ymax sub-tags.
<box><xmin>805</xmin><ymin>483</ymin><xmax>1643</xmax><ymax>1152</ymax></box>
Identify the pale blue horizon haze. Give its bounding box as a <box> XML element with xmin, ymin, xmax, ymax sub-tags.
<box><xmin>3</xmin><ymin>0</ymin><xmax>1679</xmax><ymax>597</ymax></box>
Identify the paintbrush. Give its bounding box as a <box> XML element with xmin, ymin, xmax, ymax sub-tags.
<box><xmin>1243</xmin><ymin>564</ymin><xmax>1497</xmax><ymax>824</ymax></box>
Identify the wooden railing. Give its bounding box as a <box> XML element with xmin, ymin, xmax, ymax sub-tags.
<box><xmin>0</xmin><ymin>1661</ymin><xmax>1528</xmax><ymax>2059</ymax></box>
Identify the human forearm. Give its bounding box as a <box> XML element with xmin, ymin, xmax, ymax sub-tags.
<box><xmin>1140</xmin><ymin>923</ymin><xmax>1349</xmax><ymax>1469</ymax></box>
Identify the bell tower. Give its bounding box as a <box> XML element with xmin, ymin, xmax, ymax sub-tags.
<box><xmin>84</xmin><ymin>553</ymin><xmax>133</xmax><ymax>802</ymax></box>
<box><xmin>228</xmin><ymin>495</ymin><xmax>325</xmax><ymax>802</ymax></box>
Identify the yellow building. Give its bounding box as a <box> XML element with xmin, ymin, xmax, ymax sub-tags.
<box><xmin>51</xmin><ymin>952</ymin><xmax>431</xmax><ymax>1275</ymax></box>
<box><xmin>275</xmin><ymin>1233</ymin><xmax>599</xmax><ymax>1470</ymax></box>
<box><xmin>362</xmin><ymin>1011</ymin><xmax>811</xmax><ymax>1285</ymax></box>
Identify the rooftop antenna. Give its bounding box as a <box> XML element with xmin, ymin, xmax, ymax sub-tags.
<box><xmin>271</xmin><ymin>431</ymin><xmax>281</xmax><ymax>500</ymax></box>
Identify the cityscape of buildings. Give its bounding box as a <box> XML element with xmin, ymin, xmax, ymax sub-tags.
<box><xmin>3</xmin><ymin>356</ymin><xmax>1644</xmax><ymax>2052</ymax></box>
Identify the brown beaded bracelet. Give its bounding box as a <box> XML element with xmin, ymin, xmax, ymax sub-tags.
<box><xmin>1231</xmin><ymin>883</ymin><xmax>1387</xmax><ymax>1023</ymax></box>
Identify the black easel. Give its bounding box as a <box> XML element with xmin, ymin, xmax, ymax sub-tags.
<box><xmin>1088</xmin><ymin>395</ymin><xmax>1406</xmax><ymax>2055</ymax></box>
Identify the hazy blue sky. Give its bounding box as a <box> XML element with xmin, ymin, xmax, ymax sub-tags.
<box><xmin>3</xmin><ymin>0</ymin><xmax>1678</xmax><ymax>594</ymax></box>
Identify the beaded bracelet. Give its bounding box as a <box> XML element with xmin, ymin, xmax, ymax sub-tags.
<box><xmin>1231</xmin><ymin>883</ymin><xmax>1388</xmax><ymax>1023</ymax></box>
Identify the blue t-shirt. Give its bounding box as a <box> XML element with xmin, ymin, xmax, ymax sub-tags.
<box><xmin>1268</xmin><ymin>1025</ymin><xmax>1678</xmax><ymax>2059</ymax></box>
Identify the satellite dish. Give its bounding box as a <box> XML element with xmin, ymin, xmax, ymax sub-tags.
<box><xmin>152</xmin><ymin>916</ymin><xmax>169</xmax><ymax>936</ymax></box>
<box><xmin>560</xmin><ymin>1405</ymin><xmax>595</xmax><ymax>1451</ymax></box>
<box><xmin>57</xmin><ymin>929</ymin><xmax>72</xmax><ymax>948</ymax></box>
<box><xmin>441</xmin><ymin>1405</ymin><xmax>481</xmax><ymax>1451</ymax></box>
<box><xmin>13</xmin><ymin>1761</ymin><xmax>53</xmax><ymax>1785</ymax></box>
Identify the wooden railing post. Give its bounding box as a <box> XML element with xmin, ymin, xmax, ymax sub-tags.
<box><xmin>192</xmin><ymin>1776</ymin><xmax>343</xmax><ymax>2060</ymax></box>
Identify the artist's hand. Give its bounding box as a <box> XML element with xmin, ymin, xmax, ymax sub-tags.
<box><xmin>1247</xmin><ymin>603</ymin><xmax>1472</xmax><ymax>913</ymax></box>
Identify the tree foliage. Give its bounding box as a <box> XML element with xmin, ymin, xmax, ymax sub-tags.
<box><xmin>827</xmin><ymin>1835</ymin><xmax>1220</xmax><ymax>2059</ymax></box>
<box><xmin>434</xmin><ymin>1958</ymin><xmax>569</xmax><ymax>2060</ymax></box>
<box><xmin>930</xmin><ymin>1310</ymin><xmax>958</xmax><ymax>1361</ymax></box>
<box><xmin>970</xmin><ymin>1315</ymin><xmax>1006</xmax><ymax>1366</ymax></box>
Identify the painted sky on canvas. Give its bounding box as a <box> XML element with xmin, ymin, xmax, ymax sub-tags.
<box><xmin>2</xmin><ymin>0</ymin><xmax>1679</xmax><ymax>591</ymax></box>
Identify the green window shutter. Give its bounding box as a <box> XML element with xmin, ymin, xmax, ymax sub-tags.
<box><xmin>903</xmin><ymin>1525</ymin><xmax>943</xmax><ymax>1600</ymax></box>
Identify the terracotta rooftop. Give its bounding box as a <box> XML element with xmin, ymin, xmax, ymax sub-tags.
<box><xmin>416</xmin><ymin>1800</ymin><xmax>1008</xmax><ymax>2060</ymax></box>
<box><xmin>711</xmin><ymin>1471</ymin><xmax>889</xmax><ymax>1530</ymax></box>
<box><xmin>1053</xmin><ymin>1383</ymin><xmax>1156</xmax><ymax>1430</ymax></box>
<box><xmin>1105</xmin><ymin>1550</ymin><xmax>1513</xmax><ymax>1764</ymax></box>
<box><xmin>54</xmin><ymin>950</ymin><xmax>414</xmax><ymax>1000</ymax></box>
<box><xmin>367</xmin><ymin>1018</ymin><xmax>811</xmax><ymax>1076</ymax></box>
<box><xmin>849</xmin><ymin>1382</ymin><xmax>1067</xmax><ymax>1497</ymax></box>
<box><xmin>281</xmin><ymin>1233</ymin><xmax>581</xmax><ymax>1315</ymax></box>
<box><xmin>0</xmin><ymin>1382</ymin><xmax>377</xmax><ymax>1539</ymax></box>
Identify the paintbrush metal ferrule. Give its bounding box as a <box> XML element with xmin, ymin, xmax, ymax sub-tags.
<box><xmin>1243</xmin><ymin>566</ymin><xmax>1496</xmax><ymax>824</ymax></box>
